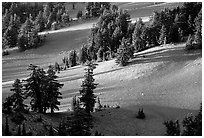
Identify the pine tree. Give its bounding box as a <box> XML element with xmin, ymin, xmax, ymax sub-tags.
<box><xmin>3</xmin><ymin>15</ymin><xmax>19</xmax><ymax>48</ymax></box>
<box><xmin>2</xmin><ymin>9</ymin><xmax>11</xmax><ymax>34</ymax></box>
<box><xmin>69</xmin><ymin>50</ymin><xmax>77</xmax><ymax>67</ymax></box>
<box><xmin>17</xmin><ymin>34</ymin><xmax>27</xmax><ymax>52</ymax></box>
<box><xmin>116</xmin><ymin>38</ymin><xmax>133</xmax><ymax>66</ymax></box>
<box><xmin>159</xmin><ymin>25</ymin><xmax>167</xmax><ymax>45</ymax></box>
<box><xmin>79</xmin><ymin>61</ymin><xmax>97</xmax><ymax>114</ymax></box>
<box><xmin>24</xmin><ymin>64</ymin><xmax>46</xmax><ymax>113</ymax></box>
<box><xmin>10</xmin><ymin>78</ymin><xmax>27</xmax><ymax>112</ymax></box>
<box><xmin>194</xmin><ymin>9</ymin><xmax>202</xmax><ymax>48</ymax></box>
<box><xmin>132</xmin><ymin>18</ymin><xmax>146</xmax><ymax>51</ymax></box>
<box><xmin>79</xmin><ymin>45</ymin><xmax>88</xmax><ymax>64</ymax></box>
<box><xmin>46</xmin><ymin>66</ymin><xmax>63</xmax><ymax>113</ymax></box>
<box><xmin>112</xmin><ymin>26</ymin><xmax>122</xmax><ymax>51</ymax></box>
<box><xmin>34</xmin><ymin>11</ymin><xmax>45</xmax><ymax>32</ymax></box>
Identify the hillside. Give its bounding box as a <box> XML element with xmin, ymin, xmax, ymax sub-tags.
<box><xmin>2</xmin><ymin>2</ymin><xmax>201</xmax><ymax>136</ymax></box>
<box><xmin>2</xmin><ymin>43</ymin><xmax>202</xmax><ymax>135</ymax></box>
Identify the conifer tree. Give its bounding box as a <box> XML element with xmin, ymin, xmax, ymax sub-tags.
<box><xmin>194</xmin><ymin>9</ymin><xmax>202</xmax><ymax>48</ymax></box>
<box><xmin>79</xmin><ymin>62</ymin><xmax>97</xmax><ymax>113</ymax></box>
<box><xmin>46</xmin><ymin>66</ymin><xmax>63</xmax><ymax>113</ymax></box>
<box><xmin>10</xmin><ymin>78</ymin><xmax>27</xmax><ymax>112</ymax></box>
<box><xmin>2</xmin><ymin>9</ymin><xmax>11</xmax><ymax>34</ymax></box>
<box><xmin>79</xmin><ymin>45</ymin><xmax>88</xmax><ymax>64</ymax></box>
<box><xmin>69</xmin><ymin>50</ymin><xmax>77</xmax><ymax>67</ymax></box>
<box><xmin>34</xmin><ymin>11</ymin><xmax>45</xmax><ymax>32</ymax></box>
<box><xmin>132</xmin><ymin>18</ymin><xmax>146</xmax><ymax>51</ymax></box>
<box><xmin>116</xmin><ymin>38</ymin><xmax>133</xmax><ymax>66</ymax></box>
<box><xmin>159</xmin><ymin>25</ymin><xmax>167</xmax><ymax>45</ymax></box>
<box><xmin>24</xmin><ymin>64</ymin><xmax>46</xmax><ymax>113</ymax></box>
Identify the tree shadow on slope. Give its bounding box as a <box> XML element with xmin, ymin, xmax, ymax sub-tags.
<box><xmin>130</xmin><ymin>46</ymin><xmax>202</xmax><ymax>65</ymax></box>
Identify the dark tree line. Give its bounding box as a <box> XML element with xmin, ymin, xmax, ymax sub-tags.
<box><xmin>2</xmin><ymin>2</ymin><xmax>70</xmax><ymax>51</ymax></box>
<box><xmin>77</xmin><ymin>2</ymin><xmax>202</xmax><ymax>66</ymax></box>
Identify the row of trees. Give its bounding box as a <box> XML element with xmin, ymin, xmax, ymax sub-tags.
<box><xmin>3</xmin><ymin>64</ymin><xmax>64</xmax><ymax>114</ymax></box>
<box><xmin>3</xmin><ymin>61</ymin><xmax>98</xmax><ymax>136</ymax></box>
<box><xmin>77</xmin><ymin>2</ymin><xmax>202</xmax><ymax>66</ymax></box>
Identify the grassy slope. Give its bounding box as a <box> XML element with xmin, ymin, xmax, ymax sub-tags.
<box><xmin>2</xmin><ymin>2</ymin><xmax>184</xmax><ymax>83</ymax></box>
<box><xmin>2</xmin><ymin>43</ymin><xmax>202</xmax><ymax>135</ymax></box>
<box><xmin>2</xmin><ymin>3</ymin><xmax>202</xmax><ymax>135</ymax></box>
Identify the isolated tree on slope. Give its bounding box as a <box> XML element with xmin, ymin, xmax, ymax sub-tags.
<box><xmin>46</xmin><ymin>66</ymin><xmax>63</xmax><ymax>113</ymax></box>
<box><xmin>80</xmin><ymin>61</ymin><xmax>97</xmax><ymax>114</ymax></box>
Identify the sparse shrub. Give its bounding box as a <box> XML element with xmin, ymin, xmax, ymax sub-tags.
<box><xmin>77</xmin><ymin>10</ymin><xmax>83</xmax><ymax>19</ymax></box>
<box><xmin>136</xmin><ymin>108</ymin><xmax>145</xmax><ymax>119</ymax></box>
<box><xmin>164</xmin><ymin>120</ymin><xmax>180</xmax><ymax>136</ymax></box>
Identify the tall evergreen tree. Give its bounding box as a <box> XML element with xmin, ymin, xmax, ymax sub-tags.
<box><xmin>34</xmin><ymin>11</ymin><xmax>45</xmax><ymax>32</ymax></box>
<box><xmin>132</xmin><ymin>18</ymin><xmax>146</xmax><ymax>51</ymax></box>
<box><xmin>69</xmin><ymin>50</ymin><xmax>77</xmax><ymax>67</ymax></box>
<box><xmin>194</xmin><ymin>9</ymin><xmax>202</xmax><ymax>48</ymax></box>
<box><xmin>2</xmin><ymin>9</ymin><xmax>11</xmax><ymax>34</ymax></box>
<box><xmin>79</xmin><ymin>45</ymin><xmax>88</xmax><ymax>64</ymax></box>
<box><xmin>10</xmin><ymin>79</ymin><xmax>27</xmax><ymax>112</ymax></box>
<box><xmin>46</xmin><ymin>66</ymin><xmax>63</xmax><ymax>113</ymax></box>
<box><xmin>159</xmin><ymin>25</ymin><xmax>167</xmax><ymax>45</ymax></box>
<box><xmin>24</xmin><ymin>64</ymin><xmax>46</xmax><ymax>113</ymax></box>
<box><xmin>79</xmin><ymin>62</ymin><xmax>97</xmax><ymax>114</ymax></box>
<box><xmin>116</xmin><ymin>38</ymin><xmax>133</xmax><ymax>66</ymax></box>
